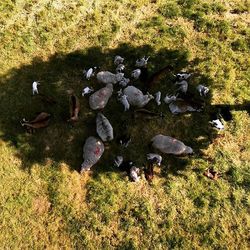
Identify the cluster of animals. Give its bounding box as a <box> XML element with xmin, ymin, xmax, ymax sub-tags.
<box><xmin>21</xmin><ymin>55</ymin><xmax>230</xmax><ymax>182</ymax></box>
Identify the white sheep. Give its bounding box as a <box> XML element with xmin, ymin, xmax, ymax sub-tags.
<box><xmin>32</xmin><ymin>81</ymin><xmax>40</xmax><ymax>95</ymax></box>
<box><xmin>97</xmin><ymin>71</ymin><xmax>124</xmax><ymax>85</ymax></box>
<box><xmin>155</xmin><ymin>91</ymin><xmax>161</xmax><ymax>105</ymax></box>
<box><xmin>118</xmin><ymin>94</ymin><xmax>130</xmax><ymax>111</ymax></box>
<box><xmin>197</xmin><ymin>84</ymin><xmax>209</xmax><ymax>96</ymax></box>
<box><xmin>114</xmin><ymin>55</ymin><xmax>124</xmax><ymax>65</ymax></box>
<box><xmin>164</xmin><ymin>94</ymin><xmax>178</xmax><ymax>104</ymax></box>
<box><xmin>135</xmin><ymin>56</ymin><xmax>150</xmax><ymax>68</ymax></box>
<box><xmin>131</xmin><ymin>69</ymin><xmax>141</xmax><ymax>80</ymax></box>
<box><xmin>123</xmin><ymin>86</ymin><xmax>154</xmax><ymax>108</ymax></box>
<box><xmin>82</xmin><ymin>86</ymin><xmax>94</xmax><ymax>96</ymax></box>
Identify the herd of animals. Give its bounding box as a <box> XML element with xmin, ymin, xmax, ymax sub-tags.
<box><xmin>20</xmin><ymin>55</ymin><xmax>235</xmax><ymax>182</ymax></box>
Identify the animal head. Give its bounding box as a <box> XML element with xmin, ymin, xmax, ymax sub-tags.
<box><xmin>183</xmin><ymin>146</ymin><xmax>193</xmax><ymax>155</ymax></box>
<box><xmin>175</xmin><ymin>73</ymin><xmax>192</xmax><ymax>81</ymax></box>
<box><xmin>116</xmin><ymin>73</ymin><xmax>124</xmax><ymax>82</ymax></box>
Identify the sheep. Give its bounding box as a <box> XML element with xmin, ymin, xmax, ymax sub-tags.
<box><xmin>68</xmin><ymin>92</ymin><xmax>80</xmax><ymax>122</ymax></box>
<box><xmin>97</xmin><ymin>71</ymin><xmax>124</xmax><ymax>85</ymax></box>
<box><xmin>197</xmin><ymin>84</ymin><xmax>209</xmax><ymax>96</ymax></box>
<box><xmin>32</xmin><ymin>81</ymin><xmax>40</xmax><ymax>95</ymax></box>
<box><xmin>209</xmin><ymin>119</ymin><xmax>224</xmax><ymax>130</ymax></box>
<box><xmin>164</xmin><ymin>94</ymin><xmax>178</xmax><ymax>104</ymax></box>
<box><xmin>135</xmin><ymin>56</ymin><xmax>150</xmax><ymax>68</ymax></box>
<box><xmin>131</xmin><ymin>69</ymin><xmax>141</xmax><ymax>80</ymax></box>
<box><xmin>130</xmin><ymin>166</ymin><xmax>140</xmax><ymax>182</ymax></box>
<box><xmin>175</xmin><ymin>80</ymin><xmax>188</xmax><ymax>94</ymax></box>
<box><xmin>83</xmin><ymin>67</ymin><xmax>96</xmax><ymax>80</ymax></box>
<box><xmin>114</xmin><ymin>55</ymin><xmax>124</xmax><ymax>65</ymax></box>
<box><xmin>118</xmin><ymin>94</ymin><xmax>130</xmax><ymax>111</ymax></box>
<box><xmin>81</xmin><ymin>137</ymin><xmax>104</xmax><ymax>172</ymax></box>
<box><xmin>151</xmin><ymin>134</ymin><xmax>193</xmax><ymax>155</ymax></box>
<box><xmin>123</xmin><ymin>86</ymin><xmax>154</xmax><ymax>108</ymax></box>
<box><xmin>20</xmin><ymin>112</ymin><xmax>51</xmax><ymax>133</ymax></box>
<box><xmin>82</xmin><ymin>86</ymin><xmax>94</xmax><ymax>96</ymax></box>
<box><xmin>96</xmin><ymin>113</ymin><xmax>114</xmax><ymax>142</ymax></box>
<box><xmin>89</xmin><ymin>84</ymin><xmax>113</xmax><ymax>110</ymax></box>
<box><xmin>116</xmin><ymin>64</ymin><xmax>125</xmax><ymax>73</ymax></box>
<box><xmin>155</xmin><ymin>91</ymin><xmax>161</xmax><ymax>105</ymax></box>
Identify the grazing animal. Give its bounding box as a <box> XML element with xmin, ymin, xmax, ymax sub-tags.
<box><xmin>114</xmin><ymin>156</ymin><xmax>124</xmax><ymax>167</ymax></box>
<box><xmin>97</xmin><ymin>71</ymin><xmax>124</xmax><ymax>85</ymax></box>
<box><xmin>20</xmin><ymin>112</ymin><xmax>51</xmax><ymax>133</ymax></box>
<box><xmin>175</xmin><ymin>73</ymin><xmax>192</xmax><ymax>81</ymax></box>
<box><xmin>89</xmin><ymin>84</ymin><xmax>113</xmax><ymax>110</ymax></box>
<box><xmin>168</xmin><ymin>99</ymin><xmax>203</xmax><ymax>114</ymax></box>
<box><xmin>114</xmin><ymin>55</ymin><xmax>124</xmax><ymax>65</ymax></box>
<box><xmin>164</xmin><ymin>94</ymin><xmax>178</xmax><ymax>104</ymax></box>
<box><xmin>130</xmin><ymin>166</ymin><xmax>140</xmax><ymax>182</ymax></box>
<box><xmin>147</xmin><ymin>153</ymin><xmax>162</xmax><ymax>166</ymax></box>
<box><xmin>145</xmin><ymin>65</ymin><xmax>173</xmax><ymax>90</ymax></box>
<box><xmin>37</xmin><ymin>93</ymin><xmax>57</xmax><ymax>105</ymax></box>
<box><xmin>155</xmin><ymin>91</ymin><xmax>161</xmax><ymax>105</ymax></box>
<box><xmin>83</xmin><ymin>67</ymin><xmax>96</xmax><ymax>80</ymax></box>
<box><xmin>118</xmin><ymin>77</ymin><xmax>130</xmax><ymax>87</ymax></box>
<box><xmin>32</xmin><ymin>81</ymin><xmax>40</xmax><ymax>95</ymax></box>
<box><xmin>96</xmin><ymin>113</ymin><xmax>114</xmax><ymax>142</ymax></box>
<box><xmin>116</xmin><ymin>64</ymin><xmax>125</xmax><ymax>73</ymax></box>
<box><xmin>197</xmin><ymin>84</ymin><xmax>209</xmax><ymax>96</ymax></box>
<box><xmin>82</xmin><ymin>86</ymin><xmax>94</xmax><ymax>96</ymax></box>
<box><xmin>81</xmin><ymin>136</ymin><xmax>104</xmax><ymax>173</ymax></box>
<box><xmin>68</xmin><ymin>93</ymin><xmax>80</xmax><ymax>122</ymax></box>
<box><xmin>131</xmin><ymin>69</ymin><xmax>141</xmax><ymax>80</ymax></box>
<box><xmin>151</xmin><ymin>134</ymin><xmax>193</xmax><ymax>155</ymax></box>
<box><xmin>118</xmin><ymin>94</ymin><xmax>130</xmax><ymax>111</ymax></box>
<box><xmin>123</xmin><ymin>86</ymin><xmax>154</xmax><ymax>108</ymax></box>
<box><xmin>135</xmin><ymin>56</ymin><xmax>150</xmax><ymax>68</ymax></box>
<box><xmin>175</xmin><ymin>80</ymin><xmax>188</xmax><ymax>94</ymax></box>
<box><xmin>209</xmin><ymin>119</ymin><xmax>224</xmax><ymax>130</ymax></box>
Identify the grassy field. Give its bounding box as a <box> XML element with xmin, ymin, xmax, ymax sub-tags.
<box><xmin>0</xmin><ymin>0</ymin><xmax>249</xmax><ymax>249</ymax></box>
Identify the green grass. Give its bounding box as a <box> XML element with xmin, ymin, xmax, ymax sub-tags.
<box><xmin>0</xmin><ymin>0</ymin><xmax>249</xmax><ymax>248</ymax></box>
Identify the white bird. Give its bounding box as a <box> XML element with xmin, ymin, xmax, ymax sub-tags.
<box><xmin>175</xmin><ymin>73</ymin><xmax>192</xmax><ymax>80</ymax></box>
<box><xmin>114</xmin><ymin>55</ymin><xmax>124</xmax><ymax>65</ymax></box>
<box><xmin>147</xmin><ymin>153</ymin><xmax>162</xmax><ymax>166</ymax></box>
<box><xmin>131</xmin><ymin>69</ymin><xmax>141</xmax><ymax>80</ymax></box>
<box><xmin>32</xmin><ymin>81</ymin><xmax>40</xmax><ymax>95</ymax></box>
<box><xmin>116</xmin><ymin>64</ymin><xmax>125</xmax><ymax>73</ymax></box>
<box><xmin>83</xmin><ymin>67</ymin><xmax>96</xmax><ymax>80</ymax></box>
<box><xmin>82</xmin><ymin>86</ymin><xmax>94</xmax><ymax>96</ymax></box>
<box><xmin>114</xmin><ymin>156</ymin><xmax>123</xmax><ymax>167</ymax></box>
<box><xmin>164</xmin><ymin>94</ymin><xmax>177</xmax><ymax>104</ymax></box>
<box><xmin>135</xmin><ymin>56</ymin><xmax>150</xmax><ymax>68</ymax></box>
<box><xmin>155</xmin><ymin>91</ymin><xmax>161</xmax><ymax>105</ymax></box>
<box><xmin>210</xmin><ymin>119</ymin><xmax>224</xmax><ymax>130</ymax></box>
<box><xmin>130</xmin><ymin>166</ymin><xmax>140</xmax><ymax>182</ymax></box>
<box><xmin>118</xmin><ymin>94</ymin><xmax>130</xmax><ymax>111</ymax></box>
<box><xmin>197</xmin><ymin>84</ymin><xmax>209</xmax><ymax>96</ymax></box>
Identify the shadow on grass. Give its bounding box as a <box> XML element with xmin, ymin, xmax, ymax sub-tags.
<box><xmin>0</xmin><ymin>43</ymin><xmax>248</xmax><ymax>176</ymax></box>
